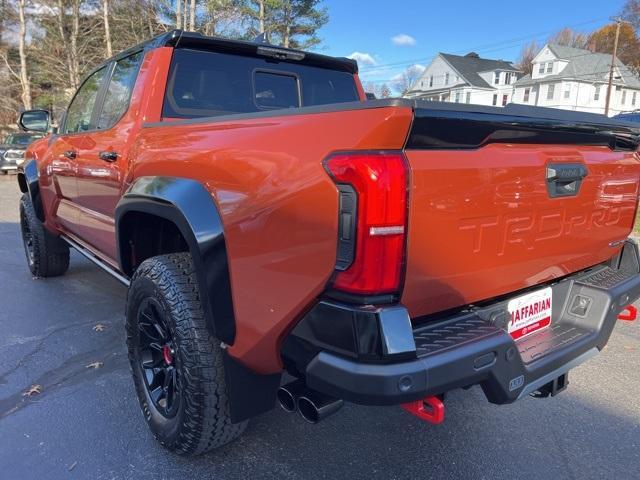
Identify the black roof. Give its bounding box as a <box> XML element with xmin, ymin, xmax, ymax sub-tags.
<box><xmin>106</xmin><ymin>29</ymin><xmax>358</xmax><ymax>74</ymax></box>
<box><xmin>440</xmin><ymin>53</ymin><xmax>520</xmax><ymax>88</ymax></box>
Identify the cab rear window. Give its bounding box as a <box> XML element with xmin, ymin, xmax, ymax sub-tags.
<box><xmin>163</xmin><ymin>48</ymin><xmax>359</xmax><ymax>119</ymax></box>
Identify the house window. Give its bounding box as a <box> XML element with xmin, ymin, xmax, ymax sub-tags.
<box><xmin>429</xmin><ymin>75</ymin><xmax>433</xmax><ymax>87</ymax></box>
<box><xmin>492</xmin><ymin>94</ymin><xmax>498</xmax><ymax>106</ymax></box>
<box><xmin>546</xmin><ymin>62</ymin><xmax>553</xmax><ymax>73</ymax></box>
<box><xmin>547</xmin><ymin>83</ymin><xmax>555</xmax><ymax>100</ymax></box>
<box><xmin>505</xmin><ymin>72</ymin><xmax>512</xmax><ymax>84</ymax></box>
<box><xmin>455</xmin><ymin>75</ymin><xmax>459</xmax><ymax>82</ymax></box>
<box><xmin>466</xmin><ymin>92</ymin><xmax>471</xmax><ymax>104</ymax></box>
<box><xmin>445</xmin><ymin>73</ymin><xmax>449</xmax><ymax>85</ymax></box>
<box><xmin>502</xmin><ymin>94</ymin><xmax>508</xmax><ymax>106</ymax></box>
<box><xmin>455</xmin><ymin>91</ymin><xmax>461</xmax><ymax>103</ymax></box>
<box><xmin>633</xmin><ymin>92</ymin><xmax>637</xmax><ymax>106</ymax></box>
<box><xmin>622</xmin><ymin>89</ymin><xmax>627</xmax><ymax>104</ymax></box>
<box><xmin>564</xmin><ymin>84</ymin><xmax>571</xmax><ymax>99</ymax></box>
<box><xmin>594</xmin><ymin>85</ymin><xmax>601</xmax><ymax>101</ymax></box>
<box><xmin>538</xmin><ymin>63</ymin><xmax>545</xmax><ymax>74</ymax></box>
<box><xmin>523</xmin><ymin>87</ymin><xmax>530</xmax><ymax>102</ymax></box>
<box><xmin>494</xmin><ymin>72</ymin><xmax>500</xmax><ymax>85</ymax></box>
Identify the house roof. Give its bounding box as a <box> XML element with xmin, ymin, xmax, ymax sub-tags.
<box><xmin>440</xmin><ymin>53</ymin><xmax>520</xmax><ymax>89</ymax></box>
<box><xmin>515</xmin><ymin>43</ymin><xmax>640</xmax><ymax>89</ymax></box>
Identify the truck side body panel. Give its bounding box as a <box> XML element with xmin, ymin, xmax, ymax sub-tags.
<box><xmin>131</xmin><ymin>106</ymin><xmax>414</xmax><ymax>373</ymax></box>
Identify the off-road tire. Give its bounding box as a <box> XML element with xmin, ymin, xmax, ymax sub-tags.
<box><xmin>19</xmin><ymin>194</ymin><xmax>69</xmax><ymax>277</ymax></box>
<box><xmin>126</xmin><ymin>252</ymin><xmax>247</xmax><ymax>456</ymax></box>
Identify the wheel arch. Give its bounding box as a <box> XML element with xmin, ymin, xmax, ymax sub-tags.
<box><xmin>18</xmin><ymin>159</ymin><xmax>45</xmax><ymax>222</ymax></box>
<box><xmin>115</xmin><ymin>176</ymin><xmax>236</xmax><ymax>345</ymax></box>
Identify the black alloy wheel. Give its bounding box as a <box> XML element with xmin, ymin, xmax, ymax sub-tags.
<box><xmin>136</xmin><ymin>297</ymin><xmax>180</xmax><ymax>418</ymax></box>
<box><xmin>20</xmin><ymin>209</ymin><xmax>35</xmax><ymax>268</ymax></box>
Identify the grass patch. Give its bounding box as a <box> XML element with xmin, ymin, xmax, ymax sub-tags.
<box><xmin>635</xmin><ymin>209</ymin><xmax>640</xmax><ymax>237</ymax></box>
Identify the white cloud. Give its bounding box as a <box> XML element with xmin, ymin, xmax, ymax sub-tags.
<box><xmin>391</xmin><ymin>34</ymin><xmax>417</xmax><ymax>47</ymax></box>
<box><xmin>347</xmin><ymin>51</ymin><xmax>377</xmax><ymax>67</ymax></box>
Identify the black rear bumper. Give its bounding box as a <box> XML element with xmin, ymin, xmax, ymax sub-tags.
<box><xmin>281</xmin><ymin>240</ymin><xmax>640</xmax><ymax>406</ymax></box>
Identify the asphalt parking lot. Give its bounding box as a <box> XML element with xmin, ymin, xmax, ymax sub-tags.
<box><xmin>0</xmin><ymin>174</ymin><xmax>638</xmax><ymax>480</ymax></box>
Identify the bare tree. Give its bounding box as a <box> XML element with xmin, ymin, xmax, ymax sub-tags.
<box><xmin>70</xmin><ymin>0</ymin><xmax>81</xmax><ymax>88</ymax></box>
<box><xmin>17</xmin><ymin>0</ymin><xmax>31</xmax><ymax>109</ymax></box>
<box><xmin>54</xmin><ymin>0</ymin><xmax>76</xmax><ymax>88</ymax></box>
<box><xmin>0</xmin><ymin>0</ymin><xmax>7</xmax><ymax>41</ymax></box>
<box><xmin>183</xmin><ymin>0</ymin><xmax>188</xmax><ymax>29</ymax></box>
<box><xmin>393</xmin><ymin>64</ymin><xmax>424</xmax><ymax>96</ymax></box>
<box><xmin>362</xmin><ymin>81</ymin><xmax>393</xmax><ymax>99</ymax></box>
<box><xmin>175</xmin><ymin>0</ymin><xmax>181</xmax><ymax>28</ymax></box>
<box><xmin>189</xmin><ymin>0</ymin><xmax>196</xmax><ymax>31</ymax></box>
<box><xmin>622</xmin><ymin>0</ymin><xmax>640</xmax><ymax>31</ymax></box>
<box><xmin>548</xmin><ymin>27</ymin><xmax>589</xmax><ymax>48</ymax></box>
<box><xmin>516</xmin><ymin>41</ymin><xmax>539</xmax><ymax>75</ymax></box>
<box><xmin>102</xmin><ymin>0</ymin><xmax>112</xmax><ymax>57</ymax></box>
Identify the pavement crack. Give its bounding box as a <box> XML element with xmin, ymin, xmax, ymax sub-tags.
<box><xmin>0</xmin><ymin>336</ymin><xmax>126</xmax><ymax>420</ymax></box>
<box><xmin>0</xmin><ymin>319</ymin><xmax>114</xmax><ymax>385</ymax></box>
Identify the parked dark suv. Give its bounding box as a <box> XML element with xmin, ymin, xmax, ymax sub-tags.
<box><xmin>0</xmin><ymin>132</ymin><xmax>44</xmax><ymax>174</ymax></box>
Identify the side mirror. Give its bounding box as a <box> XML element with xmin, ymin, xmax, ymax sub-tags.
<box><xmin>18</xmin><ymin>110</ymin><xmax>50</xmax><ymax>133</ymax></box>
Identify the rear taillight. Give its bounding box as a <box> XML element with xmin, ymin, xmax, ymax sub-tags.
<box><xmin>324</xmin><ymin>151</ymin><xmax>409</xmax><ymax>295</ymax></box>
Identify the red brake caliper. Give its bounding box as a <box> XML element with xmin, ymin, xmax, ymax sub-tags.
<box><xmin>618</xmin><ymin>305</ymin><xmax>638</xmax><ymax>322</ymax></box>
<box><xmin>401</xmin><ymin>396</ymin><xmax>445</xmax><ymax>424</ymax></box>
<box><xmin>162</xmin><ymin>345</ymin><xmax>173</xmax><ymax>365</ymax></box>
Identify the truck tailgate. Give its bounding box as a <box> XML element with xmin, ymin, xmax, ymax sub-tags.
<box><xmin>401</xmin><ymin>108</ymin><xmax>640</xmax><ymax>318</ymax></box>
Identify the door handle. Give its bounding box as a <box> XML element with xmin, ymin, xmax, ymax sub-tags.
<box><xmin>63</xmin><ymin>150</ymin><xmax>77</xmax><ymax>159</ymax></box>
<box><xmin>99</xmin><ymin>151</ymin><xmax>118</xmax><ymax>162</ymax></box>
<box><xmin>546</xmin><ymin>164</ymin><xmax>588</xmax><ymax>198</ymax></box>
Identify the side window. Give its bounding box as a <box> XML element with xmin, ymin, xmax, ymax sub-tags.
<box><xmin>97</xmin><ymin>51</ymin><xmax>144</xmax><ymax>130</ymax></box>
<box><xmin>63</xmin><ymin>67</ymin><xmax>107</xmax><ymax>134</ymax></box>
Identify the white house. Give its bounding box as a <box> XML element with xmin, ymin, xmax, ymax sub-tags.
<box><xmin>512</xmin><ymin>43</ymin><xmax>640</xmax><ymax>116</ymax></box>
<box><xmin>404</xmin><ymin>52</ymin><xmax>522</xmax><ymax>106</ymax></box>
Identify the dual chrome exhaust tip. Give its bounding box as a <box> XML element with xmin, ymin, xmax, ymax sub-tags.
<box><xmin>277</xmin><ymin>379</ymin><xmax>343</xmax><ymax>424</ymax></box>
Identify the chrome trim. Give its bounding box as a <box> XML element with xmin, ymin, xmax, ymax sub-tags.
<box><xmin>609</xmin><ymin>239</ymin><xmax>628</xmax><ymax>248</ymax></box>
<box><xmin>61</xmin><ymin>235</ymin><xmax>130</xmax><ymax>286</ymax></box>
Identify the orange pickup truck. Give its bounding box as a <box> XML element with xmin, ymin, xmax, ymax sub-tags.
<box><xmin>16</xmin><ymin>30</ymin><xmax>640</xmax><ymax>456</ymax></box>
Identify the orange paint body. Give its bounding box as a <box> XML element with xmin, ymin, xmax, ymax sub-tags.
<box><xmin>402</xmin><ymin>145</ymin><xmax>640</xmax><ymax>318</ymax></box>
<box><xmin>25</xmin><ymin>45</ymin><xmax>640</xmax><ymax>375</ymax></box>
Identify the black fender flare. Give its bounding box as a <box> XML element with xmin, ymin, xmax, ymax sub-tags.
<box><xmin>115</xmin><ymin>176</ymin><xmax>236</xmax><ymax>345</ymax></box>
<box><xmin>115</xmin><ymin>176</ymin><xmax>281</xmax><ymax>422</ymax></box>
<box><xmin>17</xmin><ymin>159</ymin><xmax>45</xmax><ymax>222</ymax></box>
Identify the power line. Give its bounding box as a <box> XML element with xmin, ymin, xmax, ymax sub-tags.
<box><xmin>358</xmin><ymin>16</ymin><xmax>612</xmax><ymax>75</ymax></box>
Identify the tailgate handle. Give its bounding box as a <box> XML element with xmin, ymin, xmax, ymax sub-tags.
<box><xmin>546</xmin><ymin>164</ymin><xmax>588</xmax><ymax>198</ymax></box>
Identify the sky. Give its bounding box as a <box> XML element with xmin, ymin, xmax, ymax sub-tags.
<box><xmin>316</xmin><ymin>0</ymin><xmax>629</xmax><ymax>89</ymax></box>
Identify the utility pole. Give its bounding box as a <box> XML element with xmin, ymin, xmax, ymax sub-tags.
<box><xmin>604</xmin><ymin>17</ymin><xmax>630</xmax><ymax>116</ymax></box>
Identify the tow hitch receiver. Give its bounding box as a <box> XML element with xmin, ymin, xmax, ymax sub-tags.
<box><xmin>401</xmin><ymin>396</ymin><xmax>445</xmax><ymax>424</ymax></box>
<box><xmin>531</xmin><ymin>373</ymin><xmax>569</xmax><ymax>398</ymax></box>
<box><xmin>618</xmin><ymin>305</ymin><xmax>637</xmax><ymax>322</ymax></box>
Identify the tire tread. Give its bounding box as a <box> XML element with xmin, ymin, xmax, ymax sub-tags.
<box><xmin>126</xmin><ymin>252</ymin><xmax>246</xmax><ymax>456</ymax></box>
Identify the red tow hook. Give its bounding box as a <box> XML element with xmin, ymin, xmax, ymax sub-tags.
<box><xmin>401</xmin><ymin>396</ymin><xmax>445</xmax><ymax>425</ymax></box>
<box><xmin>618</xmin><ymin>305</ymin><xmax>637</xmax><ymax>322</ymax></box>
